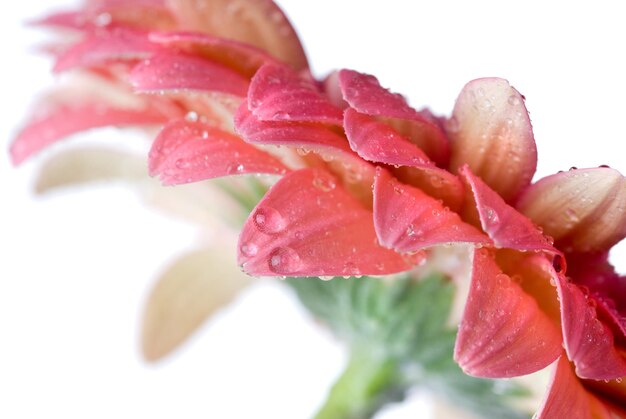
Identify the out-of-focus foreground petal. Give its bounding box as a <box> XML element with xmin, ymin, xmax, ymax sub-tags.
<box><xmin>454</xmin><ymin>249</ymin><xmax>562</xmax><ymax>378</ymax></box>
<box><xmin>516</xmin><ymin>167</ymin><xmax>626</xmax><ymax>253</ymax></box>
<box><xmin>448</xmin><ymin>78</ymin><xmax>537</xmax><ymax>202</ymax></box>
<box><xmin>237</xmin><ymin>168</ymin><xmax>412</xmax><ymax>277</ymax></box>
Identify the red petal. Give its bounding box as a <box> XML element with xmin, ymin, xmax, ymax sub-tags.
<box><xmin>459</xmin><ymin>165</ymin><xmax>562</xmax><ymax>260</ymax></box>
<box><xmin>54</xmin><ymin>27</ymin><xmax>158</xmax><ymax>72</ymax></box>
<box><xmin>448</xmin><ymin>78</ymin><xmax>537</xmax><ymax>202</ymax></box>
<box><xmin>237</xmin><ymin>168</ymin><xmax>412</xmax><ymax>277</ymax></box>
<box><xmin>553</xmin><ymin>273</ymin><xmax>626</xmax><ymax>380</ymax></box>
<box><xmin>248</xmin><ymin>64</ymin><xmax>343</xmax><ymax>124</ymax></box>
<box><xmin>11</xmin><ymin>103</ymin><xmax>173</xmax><ymax>165</ymax></box>
<box><xmin>338</xmin><ymin>69</ymin><xmax>449</xmax><ymax>165</ymax></box>
<box><xmin>149</xmin><ymin>118</ymin><xmax>288</xmax><ymax>185</ymax></box>
<box><xmin>537</xmin><ymin>356</ymin><xmax>612</xmax><ymax>419</ymax></box>
<box><xmin>373</xmin><ymin>168</ymin><xmax>490</xmax><ymax>253</ymax></box>
<box><xmin>454</xmin><ymin>249</ymin><xmax>562</xmax><ymax>378</ymax></box>
<box><xmin>130</xmin><ymin>51</ymin><xmax>249</xmax><ymax>96</ymax></box>
<box><xmin>165</xmin><ymin>0</ymin><xmax>308</xmax><ymax>71</ymax></box>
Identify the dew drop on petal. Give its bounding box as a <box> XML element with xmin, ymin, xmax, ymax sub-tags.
<box><xmin>240</xmin><ymin>242</ymin><xmax>258</xmax><ymax>257</ymax></box>
<box><xmin>312</xmin><ymin>176</ymin><xmax>336</xmax><ymax>192</ymax></box>
<box><xmin>185</xmin><ymin>111</ymin><xmax>199</xmax><ymax>122</ymax></box>
<box><xmin>268</xmin><ymin>246</ymin><xmax>302</xmax><ymax>275</ymax></box>
<box><xmin>253</xmin><ymin>207</ymin><xmax>286</xmax><ymax>234</ymax></box>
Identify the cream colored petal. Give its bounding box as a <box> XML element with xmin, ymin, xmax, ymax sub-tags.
<box><xmin>141</xmin><ymin>243</ymin><xmax>253</xmax><ymax>362</ymax></box>
<box><xmin>448</xmin><ymin>78</ymin><xmax>537</xmax><ymax>202</ymax></box>
<box><xmin>516</xmin><ymin>167</ymin><xmax>626</xmax><ymax>253</ymax></box>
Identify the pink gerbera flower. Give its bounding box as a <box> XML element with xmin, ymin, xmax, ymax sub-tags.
<box><xmin>12</xmin><ymin>0</ymin><xmax>626</xmax><ymax>417</ymax></box>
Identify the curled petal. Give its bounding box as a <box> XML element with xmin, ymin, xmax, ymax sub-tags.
<box><xmin>454</xmin><ymin>249</ymin><xmax>562</xmax><ymax>378</ymax></box>
<box><xmin>165</xmin><ymin>0</ymin><xmax>308</xmax><ymax>70</ymax></box>
<box><xmin>237</xmin><ymin>168</ymin><xmax>412</xmax><ymax>277</ymax></box>
<box><xmin>459</xmin><ymin>165</ymin><xmax>562</xmax><ymax>264</ymax></box>
<box><xmin>248</xmin><ymin>64</ymin><xmax>343</xmax><ymax>124</ymax></box>
<box><xmin>448</xmin><ymin>78</ymin><xmax>537</xmax><ymax>202</ymax></box>
<box><xmin>517</xmin><ymin>167</ymin><xmax>626</xmax><ymax>253</ymax></box>
<box><xmin>537</xmin><ymin>356</ymin><xmax>612</xmax><ymax>419</ymax></box>
<box><xmin>130</xmin><ymin>51</ymin><xmax>249</xmax><ymax>96</ymax></box>
<box><xmin>373</xmin><ymin>168</ymin><xmax>490</xmax><ymax>253</ymax></box>
<box><xmin>149</xmin><ymin>118</ymin><xmax>288</xmax><ymax>185</ymax></box>
<box><xmin>338</xmin><ymin>69</ymin><xmax>449</xmax><ymax>165</ymax></box>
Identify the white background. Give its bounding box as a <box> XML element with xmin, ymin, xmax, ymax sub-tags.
<box><xmin>1</xmin><ymin>1</ymin><xmax>626</xmax><ymax>418</ymax></box>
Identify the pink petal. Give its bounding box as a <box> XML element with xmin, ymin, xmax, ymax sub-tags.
<box><xmin>237</xmin><ymin>168</ymin><xmax>412</xmax><ymax>277</ymax></box>
<box><xmin>149</xmin><ymin>118</ymin><xmax>288</xmax><ymax>185</ymax></box>
<box><xmin>373</xmin><ymin>168</ymin><xmax>491</xmax><ymax>253</ymax></box>
<box><xmin>454</xmin><ymin>249</ymin><xmax>562</xmax><ymax>378</ymax></box>
<box><xmin>248</xmin><ymin>64</ymin><xmax>343</xmax><ymax>124</ymax></box>
<box><xmin>459</xmin><ymin>165</ymin><xmax>563</xmax><ymax>265</ymax></box>
<box><xmin>344</xmin><ymin>109</ymin><xmax>464</xmax><ymax>210</ymax></box>
<box><xmin>31</xmin><ymin>11</ymin><xmax>88</xmax><ymax>29</ymax></box>
<box><xmin>321</xmin><ymin>71</ymin><xmax>348</xmax><ymax>110</ymax></box>
<box><xmin>516</xmin><ymin>167</ymin><xmax>626</xmax><ymax>253</ymax></box>
<box><xmin>553</xmin><ymin>272</ymin><xmax>626</xmax><ymax>380</ymax></box>
<box><xmin>448</xmin><ymin>78</ymin><xmax>537</xmax><ymax>202</ymax></box>
<box><xmin>165</xmin><ymin>0</ymin><xmax>308</xmax><ymax>71</ymax></box>
<box><xmin>11</xmin><ymin>103</ymin><xmax>174</xmax><ymax>165</ymax></box>
<box><xmin>338</xmin><ymin>69</ymin><xmax>450</xmax><ymax>165</ymax></box>
<box><xmin>130</xmin><ymin>51</ymin><xmax>249</xmax><ymax>96</ymax></box>
<box><xmin>54</xmin><ymin>27</ymin><xmax>159</xmax><ymax>72</ymax></box>
<box><xmin>148</xmin><ymin>31</ymin><xmax>278</xmax><ymax>78</ymax></box>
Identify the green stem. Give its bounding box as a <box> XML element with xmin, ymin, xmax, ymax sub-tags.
<box><xmin>315</xmin><ymin>348</ymin><xmax>404</xmax><ymax>419</ymax></box>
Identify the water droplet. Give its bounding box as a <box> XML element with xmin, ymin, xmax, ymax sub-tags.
<box><xmin>312</xmin><ymin>176</ymin><xmax>336</xmax><ymax>192</ymax></box>
<box><xmin>508</xmin><ymin>95</ymin><xmax>521</xmax><ymax>106</ymax></box>
<box><xmin>617</xmin><ymin>377</ymin><xmax>623</xmax><ymax>384</ymax></box>
<box><xmin>268</xmin><ymin>247</ymin><xmax>302</xmax><ymax>275</ymax></box>
<box><xmin>272</xmin><ymin>111</ymin><xmax>291</xmax><ymax>120</ymax></box>
<box><xmin>185</xmin><ymin>111</ymin><xmax>199</xmax><ymax>122</ymax></box>
<box><xmin>253</xmin><ymin>207</ymin><xmax>286</xmax><ymax>234</ymax></box>
<box><xmin>94</xmin><ymin>12</ymin><xmax>112</xmax><ymax>27</ymax></box>
<box><xmin>319</xmin><ymin>275</ymin><xmax>334</xmax><ymax>281</ymax></box>
<box><xmin>296</xmin><ymin>148</ymin><xmax>310</xmax><ymax>156</ymax></box>
<box><xmin>240</xmin><ymin>243</ymin><xmax>258</xmax><ymax>257</ymax></box>
<box><xmin>484</xmin><ymin>206</ymin><xmax>499</xmax><ymax>225</ymax></box>
<box><xmin>201</xmin><ymin>131</ymin><xmax>209</xmax><ymax>139</ymax></box>
<box><xmin>406</xmin><ymin>224</ymin><xmax>416</xmax><ymax>237</ymax></box>
<box><xmin>565</xmin><ymin>208</ymin><xmax>580</xmax><ymax>223</ymax></box>
<box><xmin>430</xmin><ymin>175</ymin><xmax>444</xmax><ymax>188</ymax></box>
<box><xmin>342</xmin><ymin>262</ymin><xmax>360</xmax><ymax>276</ymax></box>
<box><xmin>175</xmin><ymin>159</ymin><xmax>191</xmax><ymax>169</ymax></box>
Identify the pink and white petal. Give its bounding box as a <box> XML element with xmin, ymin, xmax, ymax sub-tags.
<box><xmin>148</xmin><ymin>31</ymin><xmax>278</xmax><ymax>78</ymax></box>
<box><xmin>454</xmin><ymin>249</ymin><xmax>562</xmax><ymax>378</ymax></box>
<box><xmin>237</xmin><ymin>168</ymin><xmax>412</xmax><ymax>277</ymax></box>
<box><xmin>536</xmin><ymin>356</ymin><xmax>612</xmax><ymax>419</ymax></box>
<box><xmin>373</xmin><ymin>168</ymin><xmax>491</xmax><ymax>253</ymax></box>
<box><xmin>448</xmin><ymin>78</ymin><xmax>537</xmax><ymax>202</ymax></box>
<box><xmin>53</xmin><ymin>27</ymin><xmax>159</xmax><ymax>72</ymax></box>
<box><xmin>248</xmin><ymin>64</ymin><xmax>343</xmax><ymax>124</ymax></box>
<box><xmin>11</xmin><ymin>103</ymin><xmax>173</xmax><ymax>165</ymax></box>
<box><xmin>130</xmin><ymin>51</ymin><xmax>249</xmax><ymax>96</ymax></box>
<box><xmin>165</xmin><ymin>0</ymin><xmax>308</xmax><ymax>71</ymax></box>
<box><xmin>517</xmin><ymin>167</ymin><xmax>626</xmax><ymax>253</ymax></box>
<box><xmin>338</xmin><ymin>69</ymin><xmax>450</xmax><ymax>165</ymax></box>
<box><xmin>459</xmin><ymin>165</ymin><xmax>562</xmax><ymax>262</ymax></box>
<box><xmin>149</xmin><ymin>118</ymin><xmax>288</xmax><ymax>185</ymax></box>
<box><xmin>553</xmin><ymin>273</ymin><xmax>626</xmax><ymax>380</ymax></box>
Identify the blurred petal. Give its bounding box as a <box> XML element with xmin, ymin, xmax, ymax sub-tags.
<box><xmin>165</xmin><ymin>0</ymin><xmax>308</xmax><ymax>70</ymax></box>
<box><xmin>130</xmin><ymin>51</ymin><xmax>249</xmax><ymax>96</ymax></box>
<box><xmin>248</xmin><ymin>64</ymin><xmax>343</xmax><ymax>124</ymax></box>
<box><xmin>459</xmin><ymin>165</ymin><xmax>562</xmax><ymax>264</ymax></box>
<box><xmin>454</xmin><ymin>249</ymin><xmax>562</xmax><ymax>378</ymax></box>
<box><xmin>338</xmin><ymin>69</ymin><xmax>449</xmax><ymax>165</ymax></box>
<box><xmin>373</xmin><ymin>168</ymin><xmax>490</xmax><ymax>253</ymax></box>
<box><xmin>149</xmin><ymin>118</ymin><xmax>287</xmax><ymax>185</ymax></box>
<box><xmin>537</xmin><ymin>356</ymin><xmax>611</xmax><ymax>419</ymax></box>
<box><xmin>517</xmin><ymin>167</ymin><xmax>626</xmax><ymax>253</ymax></box>
<box><xmin>34</xmin><ymin>147</ymin><xmax>146</xmax><ymax>194</ymax></box>
<box><xmin>448</xmin><ymin>78</ymin><xmax>537</xmax><ymax>202</ymax></box>
<box><xmin>237</xmin><ymin>168</ymin><xmax>412</xmax><ymax>277</ymax></box>
<box><xmin>142</xmin><ymin>244</ymin><xmax>252</xmax><ymax>361</ymax></box>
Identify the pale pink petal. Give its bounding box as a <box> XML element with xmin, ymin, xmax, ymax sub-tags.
<box><xmin>553</xmin><ymin>272</ymin><xmax>626</xmax><ymax>380</ymax></box>
<box><xmin>454</xmin><ymin>249</ymin><xmax>562</xmax><ymax>378</ymax></box>
<box><xmin>237</xmin><ymin>168</ymin><xmax>412</xmax><ymax>277</ymax></box>
<box><xmin>130</xmin><ymin>51</ymin><xmax>249</xmax><ymax>96</ymax></box>
<box><xmin>31</xmin><ymin>11</ymin><xmax>87</xmax><ymax>29</ymax></box>
<box><xmin>248</xmin><ymin>64</ymin><xmax>343</xmax><ymax>124</ymax></box>
<box><xmin>537</xmin><ymin>356</ymin><xmax>612</xmax><ymax>419</ymax></box>
<box><xmin>448</xmin><ymin>78</ymin><xmax>537</xmax><ymax>202</ymax></box>
<box><xmin>149</xmin><ymin>118</ymin><xmax>288</xmax><ymax>185</ymax></box>
<box><xmin>322</xmin><ymin>71</ymin><xmax>348</xmax><ymax>110</ymax></box>
<box><xmin>459</xmin><ymin>165</ymin><xmax>563</xmax><ymax>265</ymax></box>
<box><xmin>373</xmin><ymin>168</ymin><xmax>490</xmax><ymax>253</ymax></box>
<box><xmin>148</xmin><ymin>31</ymin><xmax>278</xmax><ymax>78</ymax></box>
<box><xmin>11</xmin><ymin>103</ymin><xmax>173</xmax><ymax>165</ymax></box>
<box><xmin>338</xmin><ymin>69</ymin><xmax>450</xmax><ymax>165</ymax></box>
<box><xmin>165</xmin><ymin>0</ymin><xmax>308</xmax><ymax>70</ymax></box>
<box><xmin>54</xmin><ymin>27</ymin><xmax>159</xmax><ymax>72</ymax></box>
<box><xmin>517</xmin><ymin>167</ymin><xmax>626</xmax><ymax>253</ymax></box>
